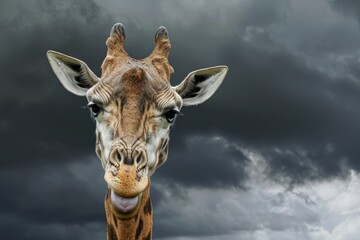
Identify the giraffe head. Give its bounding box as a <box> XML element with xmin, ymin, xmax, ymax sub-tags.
<box><xmin>47</xmin><ymin>23</ymin><xmax>228</xmax><ymax>219</ymax></box>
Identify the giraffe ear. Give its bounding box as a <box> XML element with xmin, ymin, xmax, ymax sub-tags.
<box><xmin>175</xmin><ymin>66</ymin><xmax>228</xmax><ymax>106</ymax></box>
<box><xmin>46</xmin><ymin>50</ymin><xmax>99</xmax><ymax>96</ymax></box>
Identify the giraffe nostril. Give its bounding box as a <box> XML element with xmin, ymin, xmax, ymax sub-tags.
<box><xmin>109</xmin><ymin>148</ymin><xmax>125</xmax><ymax>167</ymax></box>
<box><xmin>124</xmin><ymin>157</ymin><xmax>134</xmax><ymax>165</ymax></box>
<box><xmin>136</xmin><ymin>155</ymin><xmax>142</xmax><ymax>164</ymax></box>
<box><xmin>116</xmin><ymin>151</ymin><xmax>122</xmax><ymax>162</ymax></box>
<box><xmin>135</xmin><ymin>151</ymin><xmax>147</xmax><ymax>171</ymax></box>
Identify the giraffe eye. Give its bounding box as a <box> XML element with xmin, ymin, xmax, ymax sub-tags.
<box><xmin>164</xmin><ymin>109</ymin><xmax>180</xmax><ymax>123</ymax></box>
<box><xmin>87</xmin><ymin>102</ymin><xmax>101</xmax><ymax>117</ymax></box>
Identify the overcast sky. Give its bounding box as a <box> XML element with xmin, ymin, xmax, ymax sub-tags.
<box><xmin>1</xmin><ymin>0</ymin><xmax>360</xmax><ymax>239</ymax></box>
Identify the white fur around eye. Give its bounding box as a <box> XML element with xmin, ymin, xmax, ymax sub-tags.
<box><xmin>97</xmin><ymin>122</ymin><xmax>113</xmax><ymax>169</ymax></box>
<box><xmin>146</xmin><ymin>126</ymin><xmax>168</xmax><ymax>176</ymax></box>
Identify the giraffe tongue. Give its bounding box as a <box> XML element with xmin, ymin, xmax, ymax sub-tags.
<box><xmin>110</xmin><ymin>190</ymin><xmax>139</xmax><ymax>213</ymax></box>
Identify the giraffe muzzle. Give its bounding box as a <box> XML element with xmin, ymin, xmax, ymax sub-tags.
<box><xmin>104</xmin><ymin>163</ymin><xmax>149</xmax><ymax>197</ymax></box>
<box><xmin>104</xmin><ymin>143</ymin><xmax>149</xmax><ymax>211</ymax></box>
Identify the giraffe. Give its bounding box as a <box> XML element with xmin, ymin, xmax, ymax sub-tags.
<box><xmin>46</xmin><ymin>23</ymin><xmax>228</xmax><ymax>240</ymax></box>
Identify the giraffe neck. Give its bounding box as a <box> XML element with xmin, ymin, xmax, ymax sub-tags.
<box><xmin>105</xmin><ymin>184</ymin><xmax>152</xmax><ymax>240</ymax></box>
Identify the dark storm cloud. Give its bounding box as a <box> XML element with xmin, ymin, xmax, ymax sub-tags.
<box><xmin>0</xmin><ymin>157</ymin><xmax>107</xmax><ymax>239</ymax></box>
<box><xmin>260</xmin><ymin>143</ymin><xmax>348</xmax><ymax>186</ymax></box>
<box><xmin>2</xmin><ymin>0</ymin><xmax>360</xmax><ymax>239</ymax></box>
<box><xmin>0</xmin><ymin>100</ymin><xmax>95</xmax><ymax>166</ymax></box>
<box><xmin>0</xmin><ymin>0</ymin><xmax>110</xmax><ymax>103</ymax></box>
<box><xmin>0</xmin><ymin>0</ymin><xmax>110</xmax><ymax>165</ymax></box>
<box><xmin>330</xmin><ymin>0</ymin><xmax>360</xmax><ymax>22</ymax></box>
<box><xmin>0</xmin><ymin>157</ymin><xmax>105</xmax><ymax>223</ymax></box>
<box><xmin>0</xmin><ymin>214</ymin><xmax>105</xmax><ymax>240</ymax></box>
<box><xmin>154</xmin><ymin>135</ymin><xmax>249</xmax><ymax>189</ymax></box>
<box><xmin>172</xmin><ymin>27</ymin><xmax>360</xmax><ymax>184</ymax></box>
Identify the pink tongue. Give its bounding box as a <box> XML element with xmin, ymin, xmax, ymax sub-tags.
<box><xmin>110</xmin><ymin>190</ymin><xmax>139</xmax><ymax>213</ymax></box>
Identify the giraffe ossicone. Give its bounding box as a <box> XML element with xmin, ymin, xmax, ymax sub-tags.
<box><xmin>47</xmin><ymin>23</ymin><xmax>228</xmax><ymax>239</ymax></box>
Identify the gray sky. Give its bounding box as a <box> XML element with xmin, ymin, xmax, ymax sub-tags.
<box><xmin>1</xmin><ymin>0</ymin><xmax>360</xmax><ymax>239</ymax></box>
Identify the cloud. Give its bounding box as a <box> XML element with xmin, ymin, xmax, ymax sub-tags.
<box><xmin>0</xmin><ymin>0</ymin><xmax>111</xmax><ymax>105</ymax></box>
<box><xmin>0</xmin><ymin>156</ymin><xmax>105</xmax><ymax>223</ymax></box>
<box><xmin>155</xmin><ymin>135</ymin><xmax>249</xmax><ymax>188</ymax></box>
<box><xmin>0</xmin><ymin>215</ymin><xmax>106</xmax><ymax>240</ymax></box>
<box><xmin>0</xmin><ymin>100</ymin><xmax>96</xmax><ymax>166</ymax></box>
<box><xmin>0</xmin><ymin>156</ymin><xmax>107</xmax><ymax>239</ymax></box>
<box><xmin>329</xmin><ymin>0</ymin><xmax>360</xmax><ymax>23</ymax></box>
<box><xmin>260</xmin><ymin>144</ymin><xmax>349</xmax><ymax>185</ymax></box>
<box><xmin>152</xmin><ymin>138</ymin><xmax>360</xmax><ymax>239</ymax></box>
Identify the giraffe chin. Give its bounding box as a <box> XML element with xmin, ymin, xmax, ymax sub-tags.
<box><xmin>110</xmin><ymin>190</ymin><xmax>143</xmax><ymax>219</ymax></box>
<box><xmin>104</xmin><ymin>169</ymin><xmax>148</xmax><ymax>219</ymax></box>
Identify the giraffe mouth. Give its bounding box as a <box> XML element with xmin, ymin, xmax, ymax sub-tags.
<box><xmin>111</xmin><ymin>190</ymin><xmax>139</xmax><ymax>212</ymax></box>
<box><xmin>110</xmin><ymin>189</ymin><xmax>142</xmax><ymax>218</ymax></box>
